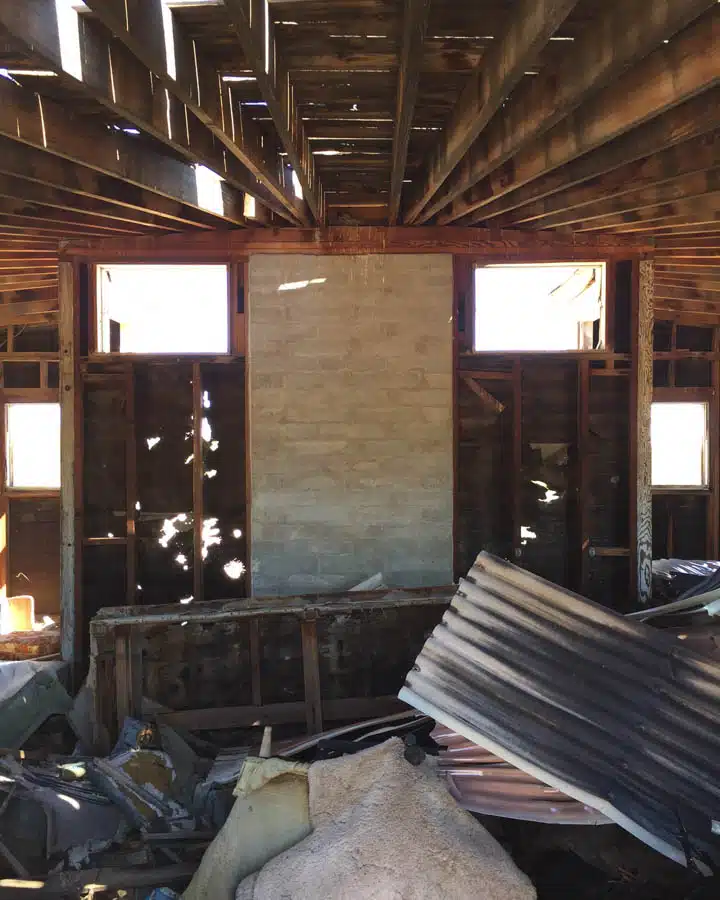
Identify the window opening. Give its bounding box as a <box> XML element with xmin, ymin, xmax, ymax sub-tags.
<box><xmin>96</xmin><ymin>264</ymin><xmax>229</xmax><ymax>354</ymax></box>
<box><xmin>651</xmin><ymin>402</ymin><xmax>709</xmax><ymax>489</ymax></box>
<box><xmin>474</xmin><ymin>263</ymin><xmax>606</xmax><ymax>351</ymax></box>
<box><xmin>6</xmin><ymin>403</ymin><xmax>61</xmax><ymax>490</ymax></box>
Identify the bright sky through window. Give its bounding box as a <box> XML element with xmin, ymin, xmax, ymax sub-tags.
<box><xmin>6</xmin><ymin>404</ymin><xmax>61</xmax><ymax>490</ymax></box>
<box><xmin>474</xmin><ymin>263</ymin><xmax>605</xmax><ymax>351</ymax></box>
<box><xmin>651</xmin><ymin>402</ymin><xmax>709</xmax><ymax>488</ymax></box>
<box><xmin>97</xmin><ymin>264</ymin><xmax>229</xmax><ymax>353</ymax></box>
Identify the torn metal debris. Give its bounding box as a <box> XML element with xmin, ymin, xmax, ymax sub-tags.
<box><xmin>400</xmin><ymin>552</ymin><xmax>720</xmax><ymax>869</ymax></box>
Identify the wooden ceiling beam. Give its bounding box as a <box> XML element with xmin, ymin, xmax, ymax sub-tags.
<box><xmin>435</xmin><ymin>4</ymin><xmax>719</xmax><ymax>225</ymax></box>
<box><xmin>455</xmin><ymin>91</ymin><xmax>720</xmax><ymax>226</ymax></box>
<box><xmin>526</xmin><ymin>167</ymin><xmax>720</xmax><ymax>231</ymax></box>
<box><xmin>0</xmin><ymin>137</ymin><xmax>225</xmax><ymax>231</ymax></box>
<box><xmin>0</xmin><ymin>273</ymin><xmax>57</xmax><ymax>292</ymax></box>
<box><xmin>0</xmin><ymin>287</ymin><xmax>57</xmax><ymax>305</ymax></box>
<box><xmin>388</xmin><ymin>0</ymin><xmax>430</xmax><ymax>225</ymax></box>
<box><xmin>403</xmin><ymin>0</ymin><xmax>579</xmax><ymax>224</ymax></box>
<box><xmin>0</xmin><ymin>175</ymin><xmax>200</xmax><ymax>231</ymax></box>
<box><xmin>74</xmin><ymin>0</ymin><xmax>305</xmax><ymax>222</ymax></box>
<box><xmin>0</xmin><ymin>198</ymin><xmax>158</xmax><ymax>234</ymax></box>
<box><xmin>220</xmin><ymin>0</ymin><xmax>324</xmax><ymax>222</ymax></box>
<box><xmin>0</xmin><ymin>298</ymin><xmax>58</xmax><ymax>327</ymax></box>
<box><xmin>491</xmin><ymin>132</ymin><xmax>720</xmax><ymax>228</ymax></box>
<box><xmin>0</xmin><ymin>74</ymin><xmax>251</xmax><ymax>227</ymax></box>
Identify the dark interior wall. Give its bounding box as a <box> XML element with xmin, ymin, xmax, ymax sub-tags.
<box><xmin>9</xmin><ymin>498</ymin><xmax>60</xmax><ymax>617</ymax></box>
<box><xmin>456</xmin><ymin>260</ymin><xmax>634</xmax><ymax>611</ymax></box>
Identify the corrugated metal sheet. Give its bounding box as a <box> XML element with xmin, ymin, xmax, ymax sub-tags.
<box><xmin>432</xmin><ymin>725</ymin><xmax>609</xmax><ymax>825</ymax></box>
<box><xmin>399</xmin><ymin>552</ymin><xmax>720</xmax><ymax>869</ymax></box>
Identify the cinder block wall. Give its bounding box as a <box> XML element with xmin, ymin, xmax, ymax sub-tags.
<box><xmin>248</xmin><ymin>253</ymin><xmax>454</xmax><ymax>595</ymax></box>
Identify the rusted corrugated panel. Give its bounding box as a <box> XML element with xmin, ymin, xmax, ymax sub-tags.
<box><xmin>400</xmin><ymin>552</ymin><xmax>720</xmax><ymax>868</ymax></box>
<box><xmin>432</xmin><ymin>725</ymin><xmax>609</xmax><ymax>825</ymax></box>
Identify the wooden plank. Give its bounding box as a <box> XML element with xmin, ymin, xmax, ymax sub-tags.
<box><xmin>405</xmin><ymin>0</ymin><xmax>579</xmax><ymax>223</ymax></box>
<box><xmin>635</xmin><ymin>261</ymin><xmax>654</xmax><ymax>604</ymax></box>
<box><xmin>0</xmin><ymin>0</ymin><xmax>299</xmax><ymax>222</ymax></box>
<box><xmin>59</xmin><ymin>226</ymin><xmax>652</xmax><ymax>261</ymax></box>
<box><xmin>493</xmin><ymin>132</ymin><xmax>720</xmax><ymax>228</ymax></box>
<box><xmin>0</xmin><ymin>298</ymin><xmax>57</xmax><ymax>325</ymax></box>
<box><xmin>576</xmin><ymin>193</ymin><xmax>720</xmax><ymax>233</ymax></box>
<box><xmin>156</xmin><ymin>696</ymin><xmax>407</xmax><ymax>731</ymax></box>
<box><xmin>710</xmin><ymin>328</ymin><xmax>720</xmax><ymax>558</ymax></box>
<box><xmin>59</xmin><ymin>261</ymin><xmax>76</xmax><ymax>662</ymax></box>
<box><xmin>0</xmin><ymin>67</ymin><xmax>247</xmax><ymax>224</ymax></box>
<box><xmin>114</xmin><ymin>626</ymin><xmax>141</xmax><ymax>730</ymax></box>
<box><xmin>388</xmin><ymin>0</ymin><xmax>431</xmax><ymax>225</ymax></box>
<box><xmin>221</xmin><ymin>0</ymin><xmax>323</xmax><ymax>222</ymax></box>
<box><xmin>125</xmin><ymin>364</ymin><xmax>137</xmax><ymax>606</ymax></box>
<box><xmin>83</xmin><ymin>0</ymin><xmax>304</xmax><ymax>221</ymax></box>
<box><xmin>301</xmin><ymin>617</ymin><xmax>323</xmax><ymax>734</ymax></box>
<box><xmin>461</xmin><ymin>376</ymin><xmax>505</xmax><ymax>414</ymax></box>
<box><xmin>422</xmin><ymin>0</ymin><xmax>718</xmax><ymax>223</ymax></box>
<box><xmin>249</xmin><ymin>618</ymin><xmax>262</xmax><ymax>708</ymax></box>
<box><xmin>578</xmin><ymin>359</ymin><xmax>590</xmax><ymax>592</ymax></box>
<box><xmin>458</xmin><ymin>89</ymin><xmax>720</xmax><ymax>227</ymax></box>
<box><xmin>521</xmin><ymin>166</ymin><xmax>720</xmax><ymax>232</ymax></box>
<box><xmin>192</xmin><ymin>363</ymin><xmax>203</xmax><ymax>603</ymax></box>
<box><xmin>511</xmin><ymin>360</ymin><xmax>522</xmax><ymax>563</ymax></box>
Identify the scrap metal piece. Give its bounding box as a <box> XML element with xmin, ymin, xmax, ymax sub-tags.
<box><xmin>400</xmin><ymin>552</ymin><xmax>720</xmax><ymax>868</ymax></box>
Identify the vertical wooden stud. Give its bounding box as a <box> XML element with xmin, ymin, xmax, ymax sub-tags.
<box><xmin>192</xmin><ymin>362</ymin><xmax>204</xmax><ymax>603</ymax></box>
<box><xmin>301</xmin><ymin>617</ymin><xmax>323</xmax><ymax>735</ymax></box>
<box><xmin>125</xmin><ymin>364</ymin><xmax>137</xmax><ymax>605</ymax></box>
<box><xmin>59</xmin><ymin>261</ymin><xmax>78</xmax><ymax>662</ymax></box>
<box><xmin>511</xmin><ymin>360</ymin><xmax>523</xmax><ymax>563</ymax></box>
<box><xmin>577</xmin><ymin>359</ymin><xmax>590</xmax><ymax>593</ymax></box>
<box><xmin>708</xmin><ymin>327</ymin><xmax>720</xmax><ymax>558</ymax></box>
<box><xmin>115</xmin><ymin>626</ymin><xmax>141</xmax><ymax>734</ymax></box>
<box><xmin>633</xmin><ymin>259</ymin><xmax>654</xmax><ymax>604</ymax></box>
<box><xmin>249</xmin><ymin>617</ymin><xmax>262</xmax><ymax>707</ymax></box>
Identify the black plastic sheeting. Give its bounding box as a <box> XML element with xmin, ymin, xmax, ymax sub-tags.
<box><xmin>400</xmin><ymin>552</ymin><xmax>720</xmax><ymax>872</ymax></box>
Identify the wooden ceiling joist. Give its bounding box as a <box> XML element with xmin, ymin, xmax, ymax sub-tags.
<box><xmin>0</xmin><ymin>297</ymin><xmax>58</xmax><ymax>327</ymax></box>
<box><xmin>0</xmin><ymin>73</ymin><xmax>250</xmax><ymax>226</ymax></box>
<box><xmin>457</xmin><ymin>91</ymin><xmax>720</xmax><ymax>227</ymax></box>
<box><xmin>388</xmin><ymin>0</ymin><xmax>431</xmax><ymax>225</ymax></box>
<box><xmin>0</xmin><ymin>137</ymin><xmax>223</xmax><ymax>231</ymax></box>
<box><xmin>403</xmin><ymin>0</ymin><xmax>579</xmax><ymax>224</ymax></box>
<box><xmin>490</xmin><ymin>132</ymin><xmax>720</xmax><ymax>229</ymax></box>
<box><xmin>438</xmin><ymin>5</ymin><xmax>720</xmax><ymax>225</ymax></box>
<box><xmin>525</xmin><ymin>167</ymin><xmax>720</xmax><ymax>231</ymax></box>
<box><xmin>219</xmin><ymin>0</ymin><xmax>324</xmax><ymax>223</ymax></box>
<box><xmin>74</xmin><ymin>0</ymin><xmax>306</xmax><ymax>223</ymax></box>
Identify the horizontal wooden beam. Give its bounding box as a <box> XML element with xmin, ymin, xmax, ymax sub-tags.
<box><xmin>0</xmin><ymin>73</ymin><xmax>249</xmax><ymax>226</ymax></box>
<box><xmin>0</xmin><ymin>287</ymin><xmax>57</xmax><ymax>305</ymax></box>
<box><xmin>0</xmin><ymin>297</ymin><xmax>57</xmax><ymax>326</ymax></box>
<box><xmin>80</xmin><ymin>0</ymin><xmax>305</xmax><ymax>222</ymax></box>
<box><xmin>59</xmin><ymin>226</ymin><xmax>652</xmax><ymax>261</ymax></box>
<box><xmin>421</xmin><ymin>0</ymin><xmax>718</xmax><ymax>223</ymax></box>
<box><xmin>497</xmin><ymin>133</ymin><xmax>720</xmax><ymax>228</ymax></box>
<box><xmin>221</xmin><ymin>0</ymin><xmax>323</xmax><ymax>222</ymax></box>
<box><xmin>389</xmin><ymin>0</ymin><xmax>431</xmax><ymax>225</ymax></box>
<box><xmin>458</xmin><ymin>92</ymin><xmax>720</xmax><ymax>226</ymax></box>
<box><xmin>404</xmin><ymin>0</ymin><xmax>579</xmax><ymax>222</ymax></box>
<box><xmin>0</xmin><ymin>274</ymin><xmax>57</xmax><ymax>291</ymax></box>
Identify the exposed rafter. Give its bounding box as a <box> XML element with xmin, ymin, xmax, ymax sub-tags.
<box><xmin>0</xmin><ymin>0</ymin><xmax>299</xmax><ymax>223</ymax></box>
<box><xmin>0</xmin><ymin>137</ymin><xmax>225</xmax><ymax>230</ymax></box>
<box><xmin>0</xmin><ymin>72</ymin><xmax>248</xmax><ymax>225</ymax></box>
<box><xmin>579</xmin><ymin>195</ymin><xmax>720</xmax><ymax>233</ymax></box>
<box><xmin>388</xmin><ymin>0</ymin><xmax>430</xmax><ymax>225</ymax></box>
<box><xmin>78</xmin><ymin>0</ymin><xmax>307</xmax><ymax>222</ymax></box>
<box><xmin>423</xmin><ymin>0</ymin><xmax>718</xmax><ymax>225</ymax></box>
<box><xmin>460</xmin><ymin>92</ymin><xmax>720</xmax><ymax>226</ymax></box>
<box><xmin>525</xmin><ymin>166</ymin><xmax>720</xmax><ymax>231</ymax></box>
<box><xmin>490</xmin><ymin>132</ymin><xmax>720</xmax><ymax>228</ymax></box>
<box><xmin>404</xmin><ymin>0</ymin><xmax>579</xmax><ymax>224</ymax></box>
<box><xmin>220</xmin><ymin>0</ymin><xmax>325</xmax><ymax>223</ymax></box>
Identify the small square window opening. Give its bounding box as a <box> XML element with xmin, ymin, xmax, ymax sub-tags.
<box><xmin>96</xmin><ymin>264</ymin><xmax>229</xmax><ymax>354</ymax></box>
<box><xmin>651</xmin><ymin>401</ymin><xmax>709</xmax><ymax>489</ymax></box>
<box><xmin>474</xmin><ymin>263</ymin><xmax>606</xmax><ymax>352</ymax></box>
<box><xmin>6</xmin><ymin>403</ymin><xmax>61</xmax><ymax>490</ymax></box>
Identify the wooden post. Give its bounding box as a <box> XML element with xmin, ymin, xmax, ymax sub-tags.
<box><xmin>192</xmin><ymin>363</ymin><xmax>204</xmax><ymax>602</ymax></box>
<box><xmin>125</xmin><ymin>364</ymin><xmax>137</xmax><ymax>604</ymax></box>
<box><xmin>709</xmin><ymin>326</ymin><xmax>720</xmax><ymax>559</ymax></box>
<box><xmin>511</xmin><ymin>360</ymin><xmax>523</xmax><ymax>563</ymax></box>
<box><xmin>577</xmin><ymin>359</ymin><xmax>590</xmax><ymax>593</ymax></box>
<box><xmin>115</xmin><ymin>625</ymin><xmax>141</xmax><ymax>733</ymax></box>
<box><xmin>301</xmin><ymin>617</ymin><xmax>323</xmax><ymax>735</ymax></box>
<box><xmin>634</xmin><ymin>259</ymin><xmax>654</xmax><ymax>604</ymax></box>
<box><xmin>249</xmin><ymin>617</ymin><xmax>262</xmax><ymax>707</ymax></box>
<box><xmin>59</xmin><ymin>261</ymin><xmax>78</xmax><ymax>661</ymax></box>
